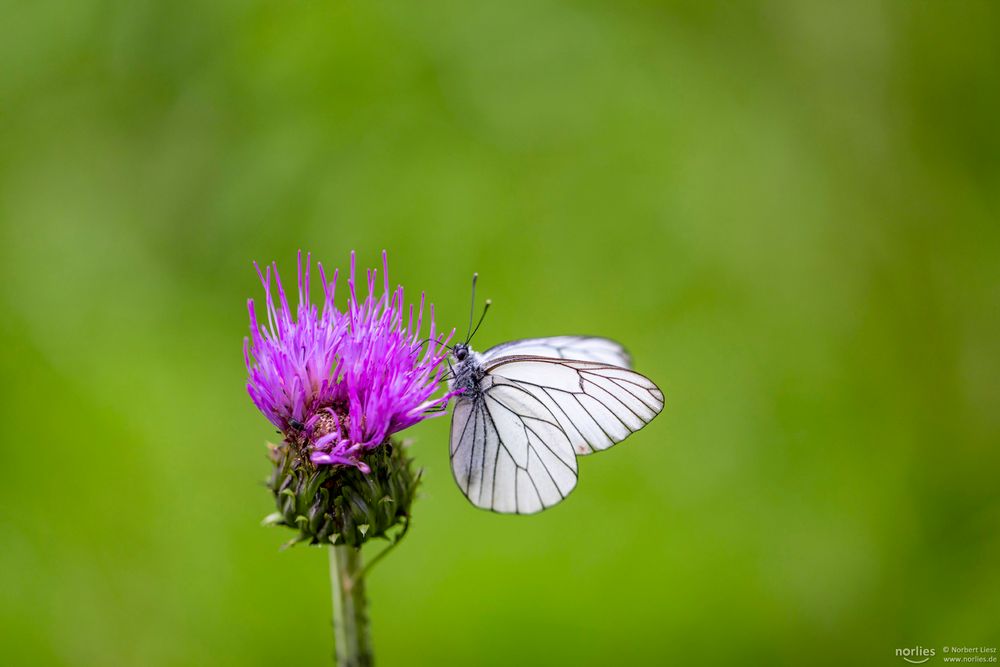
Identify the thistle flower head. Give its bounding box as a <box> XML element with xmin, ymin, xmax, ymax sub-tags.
<box><xmin>245</xmin><ymin>251</ymin><xmax>452</xmax><ymax>472</ymax></box>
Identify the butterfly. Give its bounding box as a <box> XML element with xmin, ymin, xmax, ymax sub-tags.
<box><xmin>446</xmin><ymin>275</ymin><xmax>664</xmax><ymax>514</ymax></box>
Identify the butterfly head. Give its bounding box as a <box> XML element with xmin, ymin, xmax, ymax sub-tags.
<box><xmin>453</xmin><ymin>342</ymin><xmax>470</xmax><ymax>361</ymax></box>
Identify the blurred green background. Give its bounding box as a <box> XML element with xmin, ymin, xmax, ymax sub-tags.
<box><xmin>2</xmin><ymin>1</ymin><xmax>999</xmax><ymax>665</ymax></box>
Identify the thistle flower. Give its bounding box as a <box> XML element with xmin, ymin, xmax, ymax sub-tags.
<box><xmin>245</xmin><ymin>250</ymin><xmax>452</xmax><ymax>471</ymax></box>
<box><xmin>245</xmin><ymin>250</ymin><xmax>454</xmax><ymax>667</ymax></box>
<box><xmin>245</xmin><ymin>250</ymin><xmax>452</xmax><ymax>547</ymax></box>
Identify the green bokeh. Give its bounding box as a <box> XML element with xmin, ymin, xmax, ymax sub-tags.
<box><xmin>2</xmin><ymin>2</ymin><xmax>998</xmax><ymax>665</ymax></box>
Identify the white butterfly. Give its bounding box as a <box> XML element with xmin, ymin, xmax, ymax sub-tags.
<box><xmin>446</xmin><ymin>286</ymin><xmax>664</xmax><ymax>514</ymax></box>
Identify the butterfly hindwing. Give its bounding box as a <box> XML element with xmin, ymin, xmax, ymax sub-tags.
<box><xmin>449</xmin><ymin>375</ymin><xmax>578</xmax><ymax>514</ymax></box>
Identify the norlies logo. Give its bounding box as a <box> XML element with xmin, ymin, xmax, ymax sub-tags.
<box><xmin>896</xmin><ymin>646</ymin><xmax>936</xmax><ymax>664</ymax></box>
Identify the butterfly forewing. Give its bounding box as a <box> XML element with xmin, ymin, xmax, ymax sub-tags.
<box><xmin>481</xmin><ymin>336</ymin><xmax>632</xmax><ymax>368</ymax></box>
<box><xmin>449</xmin><ymin>376</ymin><xmax>578</xmax><ymax>514</ymax></box>
<box><xmin>484</xmin><ymin>356</ymin><xmax>664</xmax><ymax>456</ymax></box>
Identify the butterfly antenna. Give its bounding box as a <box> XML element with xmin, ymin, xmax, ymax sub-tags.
<box><xmin>468</xmin><ymin>299</ymin><xmax>491</xmax><ymax>344</ymax></box>
<box><xmin>464</xmin><ymin>272</ymin><xmax>478</xmax><ymax>344</ymax></box>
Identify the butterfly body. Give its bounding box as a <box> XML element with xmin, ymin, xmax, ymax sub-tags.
<box><xmin>447</xmin><ymin>336</ymin><xmax>664</xmax><ymax>514</ymax></box>
<box><xmin>449</xmin><ymin>343</ymin><xmax>486</xmax><ymax>397</ymax></box>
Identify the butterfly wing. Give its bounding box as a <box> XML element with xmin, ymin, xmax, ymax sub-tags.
<box><xmin>481</xmin><ymin>336</ymin><xmax>632</xmax><ymax>368</ymax></box>
<box><xmin>484</xmin><ymin>356</ymin><xmax>664</xmax><ymax>456</ymax></box>
<box><xmin>449</xmin><ymin>375</ymin><xmax>578</xmax><ymax>514</ymax></box>
<box><xmin>449</xmin><ymin>353</ymin><xmax>663</xmax><ymax>514</ymax></box>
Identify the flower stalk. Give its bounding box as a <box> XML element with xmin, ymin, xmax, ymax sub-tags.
<box><xmin>329</xmin><ymin>544</ymin><xmax>373</xmax><ymax>667</ymax></box>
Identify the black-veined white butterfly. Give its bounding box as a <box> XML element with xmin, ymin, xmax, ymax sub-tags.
<box><xmin>446</xmin><ymin>275</ymin><xmax>664</xmax><ymax>514</ymax></box>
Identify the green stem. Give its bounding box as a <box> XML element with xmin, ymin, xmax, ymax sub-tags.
<box><xmin>329</xmin><ymin>545</ymin><xmax>373</xmax><ymax>667</ymax></box>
